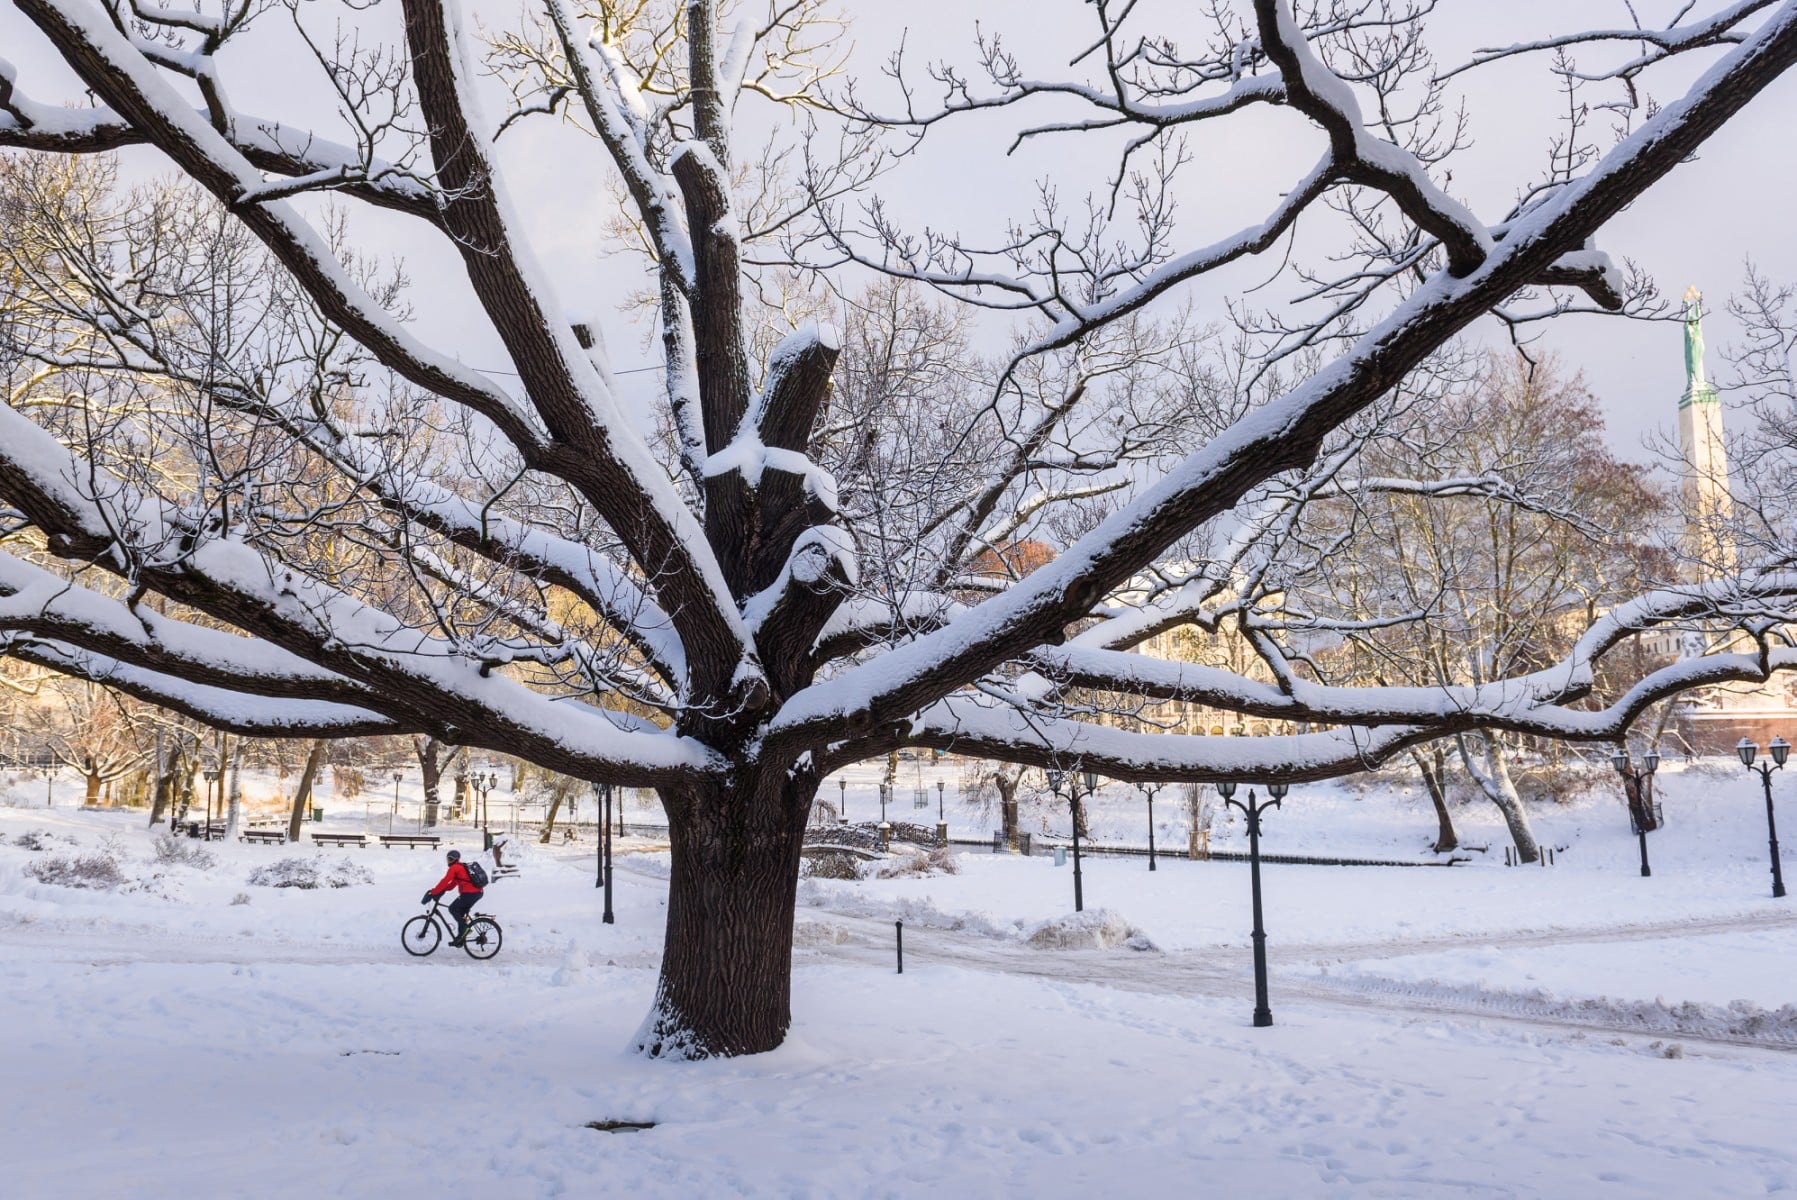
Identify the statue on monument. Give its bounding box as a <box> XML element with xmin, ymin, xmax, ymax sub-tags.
<box><xmin>1683</xmin><ymin>284</ymin><xmax>1708</xmax><ymax>393</ymax></box>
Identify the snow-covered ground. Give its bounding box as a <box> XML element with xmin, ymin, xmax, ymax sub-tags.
<box><xmin>4</xmin><ymin>762</ymin><xmax>1796</xmax><ymax>1197</ymax></box>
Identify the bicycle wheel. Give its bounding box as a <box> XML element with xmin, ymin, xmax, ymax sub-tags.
<box><xmin>402</xmin><ymin>914</ymin><xmax>441</xmax><ymax>956</ymax></box>
<box><xmin>462</xmin><ymin>917</ymin><xmax>502</xmax><ymax>960</ymax></box>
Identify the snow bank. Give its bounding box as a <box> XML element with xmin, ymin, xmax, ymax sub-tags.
<box><xmin>1024</xmin><ymin>907</ymin><xmax>1155</xmax><ymax>951</ymax></box>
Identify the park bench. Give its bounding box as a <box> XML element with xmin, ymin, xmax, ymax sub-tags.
<box><xmin>378</xmin><ymin>834</ymin><xmax>442</xmax><ymax>850</ymax></box>
<box><xmin>311</xmin><ymin>832</ymin><xmax>369</xmax><ymax>849</ymax></box>
<box><xmin>240</xmin><ymin>829</ymin><xmax>287</xmax><ymax>845</ymax></box>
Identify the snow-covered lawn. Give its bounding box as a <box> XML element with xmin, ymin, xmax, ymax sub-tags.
<box><xmin>4</xmin><ymin>771</ymin><xmax>1797</xmax><ymax>1198</ymax></box>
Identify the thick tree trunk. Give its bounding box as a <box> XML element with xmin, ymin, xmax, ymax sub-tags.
<box><xmin>638</xmin><ymin>770</ymin><xmax>813</xmax><ymax>1059</ymax></box>
<box><xmin>83</xmin><ymin>771</ymin><xmax>101</xmax><ymax>804</ymax></box>
<box><xmin>1409</xmin><ymin>746</ymin><xmax>1458</xmax><ymax>853</ymax></box>
<box><xmin>287</xmin><ymin>739</ymin><xmax>329</xmax><ymax>842</ymax></box>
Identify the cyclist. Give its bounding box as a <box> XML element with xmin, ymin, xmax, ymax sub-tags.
<box><xmin>422</xmin><ymin>849</ymin><xmax>484</xmax><ymax>947</ymax></box>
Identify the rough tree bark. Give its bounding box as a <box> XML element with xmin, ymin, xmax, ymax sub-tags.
<box><xmin>640</xmin><ymin>770</ymin><xmax>814</xmax><ymax>1057</ymax></box>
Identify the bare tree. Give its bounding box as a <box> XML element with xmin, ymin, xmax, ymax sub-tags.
<box><xmin>1</xmin><ymin>1</ymin><xmax>1796</xmax><ymax>1059</ymax></box>
<box><xmin>1309</xmin><ymin>356</ymin><xmax>1670</xmax><ymax>860</ymax></box>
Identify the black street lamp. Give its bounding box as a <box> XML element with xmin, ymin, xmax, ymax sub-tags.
<box><xmin>1220</xmin><ymin>779</ymin><xmax>1287</xmax><ymax>1028</ymax></box>
<box><xmin>935</xmin><ymin>779</ymin><xmax>948</xmax><ymax>845</ymax></box>
<box><xmin>594</xmin><ymin>781</ymin><xmax>615</xmax><ymax>923</ymax></box>
<box><xmin>1046</xmin><ymin>767</ymin><xmax>1097</xmax><ymax>912</ymax></box>
<box><xmin>1610</xmin><ymin>746</ymin><xmax>1661</xmax><ymax>878</ymax></box>
<box><xmin>390</xmin><ymin>770</ymin><xmax>404</xmax><ymax>834</ymax></box>
<box><xmin>1135</xmin><ymin>781</ymin><xmax>1163</xmax><ymax>871</ymax></box>
<box><xmin>838</xmin><ymin>777</ymin><xmax>848</xmax><ymax>824</ymax></box>
<box><xmin>1738</xmin><ymin>736</ymin><xmax>1789</xmax><ymax>899</ymax></box>
<box><xmin>879</xmin><ymin>784</ymin><xmax>891</xmax><ymax>848</ymax></box>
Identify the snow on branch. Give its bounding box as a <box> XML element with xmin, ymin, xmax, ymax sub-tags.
<box><xmin>901</xmin><ymin>640</ymin><xmax>1797</xmax><ymax>784</ymax></box>
<box><xmin>769</xmin><ymin>4</ymin><xmax>1797</xmax><ymax>753</ymax></box>
<box><xmin>1443</xmin><ymin>0</ymin><xmax>1781</xmax><ymax>82</ymax></box>
<box><xmin>0</xmin><ymin>400</ymin><xmax>720</xmax><ymax>785</ymax></box>
<box><xmin>8</xmin><ymin>639</ymin><xmax>408</xmax><ymax>738</ymax></box>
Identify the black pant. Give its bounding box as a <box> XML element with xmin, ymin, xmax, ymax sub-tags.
<box><xmin>447</xmin><ymin>890</ymin><xmax>481</xmax><ymax>938</ymax></box>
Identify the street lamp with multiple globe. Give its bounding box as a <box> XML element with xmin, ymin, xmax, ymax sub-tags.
<box><xmin>1738</xmin><ymin>736</ymin><xmax>1789</xmax><ymax>899</ymax></box>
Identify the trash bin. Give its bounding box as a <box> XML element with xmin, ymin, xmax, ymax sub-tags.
<box><xmin>310</xmin><ymin>807</ymin><xmax>323</xmax><ymax>822</ymax></box>
<box><xmin>423</xmin><ymin>801</ymin><xmax>439</xmax><ymax>829</ymax></box>
<box><xmin>483</xmin><ymin>830</ymin><xmax>495</xmax><ymax>851</ymax></box>
<box><xmin>1053</xmin><ymin>845</ymin><xmax>1067</xmax><ymax>867</ymax></box>
<box><xmin>1018</xmin><ymin>832</ymin><xmax>1032</xmax><ymax>856</ymax></box>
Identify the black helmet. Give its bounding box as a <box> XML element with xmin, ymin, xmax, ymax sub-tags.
<box><xmin>446</xmin><ymin>849</ymin><xmax>461</xmax><ymax>863</ymax></box>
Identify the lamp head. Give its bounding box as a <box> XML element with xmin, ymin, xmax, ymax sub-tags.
<box><xmin>1610</xmin><ymin>749</ymin><xmax>1629</xmax><ymax>774</ymax></box>
<box><xmin>1268</xmin><ymin>781</ymin><xmax>1290</xmax><ymax>800</ymax></box>
<box><xmin>1081</xmin><ymin>769</ymin><xmax>1099</xmax><ymax>794</ymax></box>
<box><xmin>1738</xmin><ymin>738</ymin><xmax>1759</xmax><ymax>768</ymax></box>
<box><xmin>1215</xmin><ymin>780</ymin><xmax>1237</xmax><ymax>800</ymax></box>
<box><xmin>1045</xmin><ymin>768</ymin><xmax>1063</xmax><ymax>792</ymax></box>
<box><xmin>1642</xmin><ymin>747</ymin><xmax>1661</xmax><ymax>774</ymax></box>
<box><xmin>1773</xmin><ymin>736</ymin><xmax>1791</xmax><ymax>768</ymax></box>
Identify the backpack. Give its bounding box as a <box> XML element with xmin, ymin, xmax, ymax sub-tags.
<box><xmin>465</xmin><ymin>860</ymin><xmax>490</xmax><ymax>889</ymax></box>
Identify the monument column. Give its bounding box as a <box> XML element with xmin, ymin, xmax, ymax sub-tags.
<box><xmin>1678</xmin><ymin>285</ymin><xmax>1734</xmax><ymax>576</ymax></box>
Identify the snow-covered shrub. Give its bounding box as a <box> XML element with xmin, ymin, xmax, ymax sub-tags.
<box><xmin>801</xmin><ymin>849</ymin><xmax>862</xmax><ymax>880</ymax></box>
<box><xmin>248</xmin><ymin>856</ymin><xmax>374</xmax><ymax>889</ymax></box>
<box><xmin>13</xmin><ymin>829</ymin><xmax>60</xmax><ymax>851</ymax></box>
<box><xmin>152</xmin><ymin>833</ymin><xmax>216</xmax><ymax>869</ymax></box>
<box><xmin>871</xmin><ymin>846</ymin><xmax>960</xmax><ymax>879</ymax></box>
<box><xmin>26</xmin><ymin>852</ymin><xmax>126</xmax><ymax>890</ymax></box>
<box><xmin>1025</xmin><ymin>909</ymin><xmax>1154</xmax><ymax>951</ymax></box>
<box><xmin>230</xmin><ymin>892</ymin><xmax>251</xmax><ymax>906</ymax></box>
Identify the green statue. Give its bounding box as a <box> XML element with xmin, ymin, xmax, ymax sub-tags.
<box><xmin>1681</xmin><ymin>284</ymin><xmax>1717</xmax><ymax>407</ymax></box>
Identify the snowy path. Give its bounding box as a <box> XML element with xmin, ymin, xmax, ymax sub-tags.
<box><xmin>799</xmin><ymin>906</ymin><xmax>1797</xmax><ymax>1055</ymax></box>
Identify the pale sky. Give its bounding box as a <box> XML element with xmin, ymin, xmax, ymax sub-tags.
<box><xmin>4</xmin><ymin>0</ymin><xmax>1795</xmax><ymax>468</ymax></box>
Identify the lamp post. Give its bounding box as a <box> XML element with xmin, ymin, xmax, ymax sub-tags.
<box><xmin>1610</xmin><ymin>746</ymin><xmax>1661</xmax><ymax>878</ymax></box>
<box><xmin>838</xmin><ymin>777</ymin><xmax>848</xmax><ymax>824</ymax></box>
<box><xmin>390</xmin><ymin>771</ymin><xmax>403</xmax><ymax>834</ymax></box>
<box><xmin>1220</xmin><ymin>780</ymin><xmax>1287</xmax><ymax>1028</ymax></box>
<box><xmin>592</xmin><ymin>781</ymin><xmax>615</xmax><ymax>922</ymax></box>
<box><xmin>202</xmin><ymin>766</ymin><xmax>219</xmax><ymax>837</ymax></box>
<box><xmin>1738</xmin><ymin>736</ymin><xmax>1789</xmax><ymax>899</ymax></box>
<box><xmin>468</xmin><ymin>771</ymin><xmax>496</xmax><ymax>834</ymax></box>
<box><xmin>1047</xmin><ymin>768</ymin><xmax>1096</xmax><ymax>913</ymax></box>
<box><xmin>1135</xmin><ymin>781</ymin><xmax>1163</xmax><ymax>871</ymax></box>
<box><xmin>879</xmin><ymin>784</ymin><xmax>891</xmax><ymax>849</ymax></box>
<box><xmin>936</xmin><ymin>778</ymin><xmax>948</xmax><ymax>845</ymax></box>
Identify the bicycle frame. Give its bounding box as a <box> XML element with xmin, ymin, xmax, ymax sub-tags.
<box><xmin>422</xmin><ymin>897</ymin><xmax>484</xmax><ymax>936</ymax></box>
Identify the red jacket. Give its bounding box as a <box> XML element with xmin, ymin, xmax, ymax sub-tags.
<box><xmin>428</xmin><ymin>862</ymin><xmax>482</xmax><ymax>897</ymax></box>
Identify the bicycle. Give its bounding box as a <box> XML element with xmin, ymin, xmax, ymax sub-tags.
<box><xmin>402</xmin><ymin>897</ymin><xmax>503</xmax><ymax>960</ymax></box>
